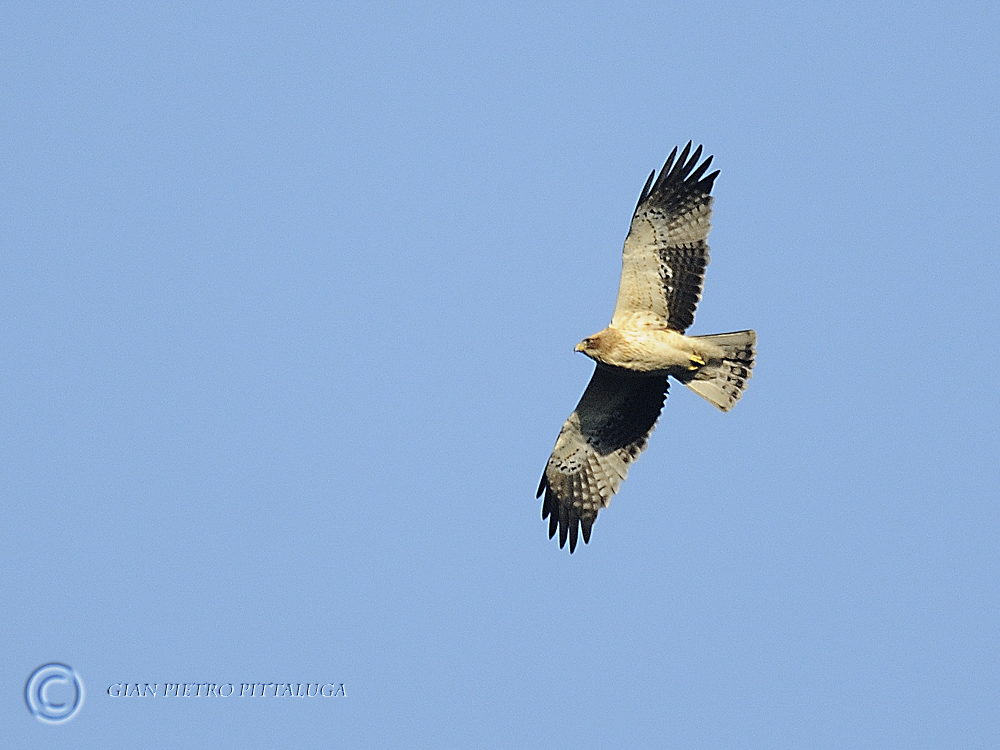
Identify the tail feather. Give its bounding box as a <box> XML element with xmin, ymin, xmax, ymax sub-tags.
<box><xmin>679</xmin><ymin>330</ymin><xmax>756</xmax><ymax>411</ymax></box>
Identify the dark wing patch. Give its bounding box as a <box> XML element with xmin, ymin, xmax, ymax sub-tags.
<box><xmin>613</xmin><ymin>142</ymin><xmax>719</xmax><ymax>332</ymax></box>
<box><xmin>536</xmin><ymin>367</ymin><xmax>668</xmax><ymax>552</ymax></box>
<box><xmin>657</xmin><ymin>242</ymin><xmax>708</xmax><ymax>332</ymax></box>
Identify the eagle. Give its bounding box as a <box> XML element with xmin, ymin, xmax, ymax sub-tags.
<box><xmin>537</xmin><ymin>143</ymin><xmax>755</xmax><ymax>552</ymax></box>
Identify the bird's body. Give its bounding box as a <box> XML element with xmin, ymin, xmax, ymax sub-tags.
<box><xmin>577</xmin><ymin>317</ymin><xmax>715</xmax><ymax>374</ymax></box>
<box><xmin>537</xmin><ymin>143</ymin><xmax>756</xmax><ymax>552</ymax></box>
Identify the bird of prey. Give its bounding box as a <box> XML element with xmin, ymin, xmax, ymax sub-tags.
<box><xmin>537</xmin><ymin>143</ymin><xmax>755</xmax><ymax>552</ymax></box>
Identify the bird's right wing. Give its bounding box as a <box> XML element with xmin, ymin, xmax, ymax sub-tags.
<box><xmin>537</xmin><ymin>367</ymin><xmax>668</xmax><ymax>552</ymax></box>
<box><xmin>611</xmin><ymin>143</ymin><xmax>719</xmax><ymax>333</ymax></box>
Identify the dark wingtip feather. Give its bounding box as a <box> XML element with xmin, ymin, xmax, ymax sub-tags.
<box><xmin>688</xmin><ymin>153</ymin><xmax>712</xmax><ymax>183</ymax></box>
<box><xmin>536</xmin><ymin>471</ymin><xmax>547</xmax><ymax>499</ymax></box>
<box><xmin>634</xmin><ymin>169</ymin><xmax>656</xmax><ymax>212</ymax></box>
<box><xmin>662</xmin><ymin>145</ymin><xmax>678</xmax><ymax>175</ymax></box>
<box><xmin>687</xmin><ymin>143</ymin><xmax>703</xmax><ymax>170</ymax></box>
<box><xmin>542</xmin><ymin>487</ymin><xmax>559</xmax><ymax>537</ymax></box>
<box><xmin>581</xmin><ymin>518</ymin><xmax>593</xmax><ymax>544</ymax></box>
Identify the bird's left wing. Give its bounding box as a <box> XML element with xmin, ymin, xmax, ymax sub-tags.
<box><xmin>611</xmin><ymin>143</ymin><xmax>719</xmax><ymax>333</ymax></box>
<box><xmin>537</xmin><ymin>367</ymin><xmax>668</xmax><ymax>552</ymax></box>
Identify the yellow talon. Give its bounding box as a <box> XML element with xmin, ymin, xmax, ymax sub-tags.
<box><xmin>688</xmin><ymin>354</ymin><xmax>705</xmax><ymax>370</ymax></box>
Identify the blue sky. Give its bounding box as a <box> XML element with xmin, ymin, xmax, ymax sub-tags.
<box><xmin>3</xmin><ymin>2</ymin><xmax>999</xmax><ymax>747</ymax></box>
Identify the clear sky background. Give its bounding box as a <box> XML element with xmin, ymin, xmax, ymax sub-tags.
<box><xmin>3</xmin><ymin>2</ymin><xmax>999</xmax><ymax>747</ymax></box>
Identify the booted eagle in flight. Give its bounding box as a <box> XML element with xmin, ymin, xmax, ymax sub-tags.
<box><xmin>537</xmin><ymin>143</ymin><xmax>755</xmax><ymax>552</ymax></box>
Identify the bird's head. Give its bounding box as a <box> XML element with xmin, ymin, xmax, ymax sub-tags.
<box><xmin>575</xmin><ymin>328</ymin><xmax>623</xmax><ymax>364</ymax></box>
<box><xmin>575</xmin><ymin>332</ymin><xmax>607</xmax><ymax>360</ymax></box>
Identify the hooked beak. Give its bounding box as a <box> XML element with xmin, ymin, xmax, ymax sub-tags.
<box><xmin>574</xmin><ymin>341</ymin><xmax>587</xmax><ymax>353</ymax></box>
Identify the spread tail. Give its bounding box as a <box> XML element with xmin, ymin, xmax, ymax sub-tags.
<box><xmin>679</xmin><ymin>330</ymin><xmax>756</xmax><ymax>412</ymax></box>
